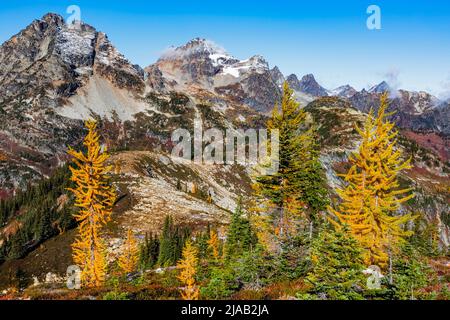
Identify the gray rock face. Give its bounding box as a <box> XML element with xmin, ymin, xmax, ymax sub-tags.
<box><xmin>0</xmin><ymin>13</ymin><xmax>146</xmax><ymax>190</ymax></box>
<box><xmin>411</xmin><ymin>101</ymin><xmax>450</xmax><ymax>136</ymax></box>
<box><xmin>286</xmin><ymin>74</ymin><xmax>301</xmax><ymax>91</ymax></box>
<box><xmin>368</xmin><ymin>81</ymin><xmax>391</xmax><ymax>94</ymax></box>
<box><xmin>93</xmin><ymin>32</ymin><xmax>145</xmax><ymax>92</ymax></box>
<box><xmin>0</xmin><ymin>13</ymin><xmax>144</xmax><ymax>106</ymax></box>
<box><xmin>0</xmin><ymin>13</ymin><xmax>79</xmax><ymax>104</ymax></box>
<box><xmin>348</xmin><ymin>88</ymin><xmax>448</xmax><ymax>135</ymax></box>
<box><xmin>348</xmin><ymin>89</ymin><xmax>381</xmax><ymax>113</ymax></box>
<box><xmin>241</xmin><ymin>71</ymin><xmax>282</xmax><ymax>113</ymax></box>
<box><xmin>298</xmin><ymin>74</ymin><xmax>329</xmax><ymax>97</ymax></box>
<box><xmin>287</xmin><ymin>73</ymin><xmax>328</xmax><ymax>97</ymax></box>
<box><xmin>148</xmin><ymin>38</ymin><xmax>281</xmax><ymax>113</ymax></box>
<box><xmin>330</xmin><ymin>85</ymin><xmax>357</xmax><ymax>98</ymax></box>
<box><xmin>269</xmin><ymin>66</ymin><xmax>285</xmax><ymax>87</ymax></box>
<box><xmin>144</xmin><ymin>64</ymin><xmax>169</xmax><ymax>92</ymax></box>
<box><xmin>152</xmin><ymin>38</ymin><xmax>239</xmax><ymax>86</ymax></box>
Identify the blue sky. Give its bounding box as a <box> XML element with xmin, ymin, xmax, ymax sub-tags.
<box><xmin>1</xmin><ymin>0</ymin><xmax>450</xmax><ymax>97</ymax></box>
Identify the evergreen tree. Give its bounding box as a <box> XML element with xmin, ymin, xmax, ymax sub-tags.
<box><xmin>225</xmin><ymin>203</ymin><xmax>257</xmax><ymax>260</ymax></box>
<box><xmin>200</xmin><ymin>266</ymin><xmax>238</xmax><ymax>300</ymax></box>
<box><xmin>67</xmin><ymin>120</ymin><xmax>116</xmax><ymax>287</ymax></box>
<box><xmin>389</xmin><ymin>243</ymin><xmax>432</xmax><ymax>300</ymax></box>
<box><xmin>277</xmin><ymin>230</ymin><xmax>311</xmax><ymax>280</ymax></box>
<box><xmin>139</xmin><ymin>232</ymin><xmax>160</xmax><ymax>269</ymax></box>
<box><xmin>158</xmin><ymin>216</ymin><xmax>191</xmax><ymax>266</ymax></box>
<box><xmin>253</xmin><ymin>82</ymin><xmax>326</xmax><ymax>250</ymax></box>
<box><xmin>1</xmin><ymin>165</ymin><xmax>77</xmax><ymax>261</ymax></box>
<box><xmin>173</xmin><ymin>226</ymin><xmax>190</xmax><ymax>264</ymax></box>
<box><xmin>304</xmin><ymin>225</ymin><xmax>365</xmax><ymax>300</ymax></box>
<box><xmin>158</xmin><ymin>216</ymin><xmax>174</xmax><ymax>267</ymax></box>
<box><xmin>296</xmin><ymin>129</ymin><xmax>329</xmax><ymax>218</ymax></box>
<box><xmin>139</xmin><ymin>234</ymin><xmax>149</xmax><ymax>268</ymax></box>
<box><xmin>58</xmin><ymin>205</ymin><xmax>77</xmax><ymax>233</ymax></box>
<box><xmin>409</xmin><ymin>213</ymin><xmax>441</xmax><ymax>257</ymax></box>
<box><xmin>0</xmin><ymin>199</ymin><xmax>5</xmax><ymax>226</ymax></box>
<box><xmin>14</xmin><ymin>267</ymin><xmax>30</xmax><ymax>290</ymax></box>
<box><xmin>330</xmin><ymin>93</ymin><xmax>415</xmax><ymax>268</ymax></box>
<box><xmin>232</xmin><ymin>245</ymin><xmax>270</xmax><ymax>290</ymax></box>
<box><xmin>36</xmin><ymin>202</ymin><xmax>54</xmax><ymax>241</ymax></box>
<box><xmin>195</xmin><ymin>228</ymin><xmax>210</xmax><ymax>260</ymax></box>
<box><xmin>8</xmin><ymin>230</ymin><xmax>27</xmax><ymax>259</ymax></box>
<box><xmin>148</xmin><ymin>233</ymin><xmax>160</xmax><ymax>267</ymax></box>
<box><xmin>0</xmin><ymin>242</ymin><xmax>6</xmax><ymax>263</ymax></box>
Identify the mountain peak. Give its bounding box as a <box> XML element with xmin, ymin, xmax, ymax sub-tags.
<box><xmin>301</xmin><ymin>73</ymin><xmax>316</xmax><ymax>81</ymax></box>
<box><xmin>162</xmin><ymin>38</ymin><xmax>231</xmax><ymax>59</ymax></box>
<box><xmin>330</xmin><ymin>84</ymin><xmax>357</xmax><ymax>98</ymax></box>
<box><xmin>33</xmin><ymin>13</ymin><xmax>93</xmax><ymax>33</ymax></box>
<box><xmin>246</xmin><ymin>55</ymin><xmax>269</xmax><ymax>69</ymax></box>
<box><xmin>184</xmin><ymin>37</ymin><xmax>217</xmax><ymax>51</ymax></box>
<box><xmin>158</xmin><ymin>38</ymin><xmax>239</xmax><ymax>74</ymax></box>
<box><xmin>0</xmin><ymin>11</ymin><xmax>145</xmax><ymax>107</ymax></box>
<box><xmin>287</xmin><ymin>73</ymin><xmax>328</xmax><ymax>97</ymax></box>
<box><xmin>185</xmin><ymin>37</ymin><xmax>211</xmax><ymax>46</ymax></box>
<box><xmin>271</xmin><ymin>65</ymin><xmax>282</xmax><ymax>74</ymax></box>
<box><xmin>39</xmin><ymin>12</ymin><xmax>65</xmax><ymax>26</ymax></box>
<box><xmin>286</xmin><ymin>74</ymin><xmax>300</xmax><ymax>90</ymax></box>
<box><xmin>369</xmin><ymin>81</ymin><xmax>391</xmax><ymax>93</ymax></box>
<box><xmin>270</xmin><ymin>66</ymin><xmax>285</xmax><ymax>86</ymax></box>
<box><xmin>334</xmin><ymin>84</ymin><xmax>353</xmax><ymax>90</ymax></box>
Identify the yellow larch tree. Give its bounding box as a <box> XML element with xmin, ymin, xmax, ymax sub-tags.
<box><xmin>330</xmin><ymin>93</ymin><xmax>415</xmax><ymax>268</ymax></box>
<box><xmin>118</xmin><ymin>229</ymin><xmax>139</xmax><ymax>274</ymax></box>
<box><xmin>207</xmin><ymin>229</ymin><xmax>220</xmax><ymax>260</ymax></box>
<box><xmin>67</xmin><ymin>120</ymin><xmax>116</xmax><ymax>287</ymax></box>
<box><xmin>177</xmin><ymin>240</ymin><xmax>199</xmax><ymax>300</ymax></box>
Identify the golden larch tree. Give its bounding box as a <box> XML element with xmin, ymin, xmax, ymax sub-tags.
<box><xmin>177</xmin><ymin>240</ymin><xmax>199</xmax><ymax>300</ymax></box>
<box><xmin>67</xmin><ymin>120</ymin><xmax>116</xmax><ymax>287</ymax></box>
<box><xmin>118</xmin><ymin>229</ymin><xmax>139</xmax><ymax>274</ymax></box>
<box><xmin>207</xmin><ymin>229</ymin><xmax>220</xmax><ymax>260</ymax></box>
<box><xmin>330</xmin><ymin>93</ymin><xmax>415</xmax><ymax>268</ymax></box>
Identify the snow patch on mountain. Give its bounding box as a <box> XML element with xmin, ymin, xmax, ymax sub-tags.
<box><xmin>222</xmin><ymin>65</ymin><xmax>240</xmax><ymax>77</ymax></box>
<box><xmin>55</xmin><ymin>27</ymin><xmax>95</xmax><ymax>66</ymax></box>
<box><xmin>330</xmin><ymin>85</ymin><xmax>357</xmax><ymax>98</ymax></box>
<box><xmin>369</xmin><ymin>81</ymin><xmax>391</xmax><ymax>94</ymax></box>
<box><xmin>160</xmin><ymin>38</ymin><xmax>234</xmax><ymax>64</ymax></box>
<box><xmin>220</xmin><ymin>55</ymin><xmax>269</xmax><ymax>78</ymax></box>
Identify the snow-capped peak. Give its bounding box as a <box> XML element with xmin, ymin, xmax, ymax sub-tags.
<box><xmin>219</xmin><ymin>55</ymin><xmax>269</xmax><ymax>78</ymax></box>
<box><xmin>330</xmin><ymin>85</ymin><xmax>357</xmax><ymax>98</ymax></box>
<box><xmin>160</xmin><ymin>38</ymin><xmax>237</xmax><ymax>67</ymax></box>
<box><xmin>369</xmin><ymin>81</ymin><xmax>391</xmax><ymax>94</ymax></box>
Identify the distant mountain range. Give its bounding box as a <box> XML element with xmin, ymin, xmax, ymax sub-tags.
<box><xmin>0</xmin><ymin>13</ymin><xmax>448</xmax><ymax>190</ymax></box>
<box><xmin>145</xmin><ymin>37</ymin><xmax>449</xmax><ymax>136</ymax></box>
<box><xmin>0</xmin><ymin>13</ymin><xmax>448</xmax><ymax>274</ymax></box>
